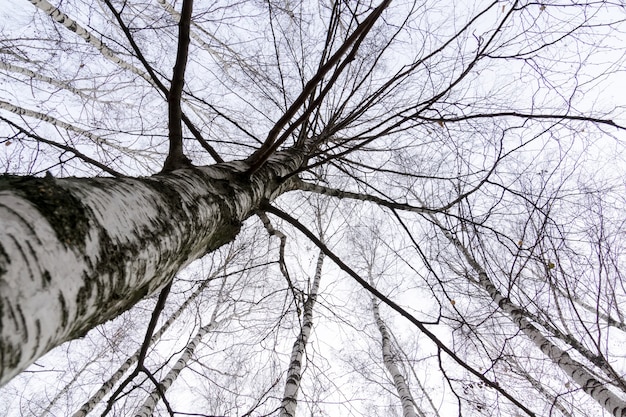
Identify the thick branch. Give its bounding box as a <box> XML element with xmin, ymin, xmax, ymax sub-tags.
<box><xmin>163</xmin><ymin>0</ymin><xmax>194</xmax><ymax>172</ymax></box>
<box><xmin>297</xmin><ymin>180</ymin><xmax>431</xmax><ymax>213</ymax></box>
<box><xmin>103</xmin><ymin>0</ymin><xmax>223</xmax><ymax>164</ymax></box>
<box><xmin>245</xmin><ymin>0</ymin><xmax>391</xmax><ymax>174</ymax></box>
<box><xmin>410</xmin><ymin>113</ymin><xmax>623</xmax><ymax>130</ymax></box>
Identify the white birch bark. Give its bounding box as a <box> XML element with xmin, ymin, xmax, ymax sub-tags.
<box><xmin>0</xmin><ymin>150</ymin><xmax>304</xmax><ymax>386</ymax></box>
<box><xmin>0</xmin><ymin>100</ymin><xmax>148</xmax><ymax>158</ymax></box>
<box><xmin>134</xmin><ymin>314</ymin><xmax>225</xmax><ymax>417</ymax></box>
<box><xmin>156</xmin><ymin>0</ymin><xmax>227</xmax><ymax>61</ymax></box>
<box><xmin>506</xmin><ymin>356</ymin><xmax>574</xmax><ymax>417</ymax></box>
<box><xmin>26</xmin><ymin>0</ymin><xmax>154</xmax><ymax>87</ymax></box>
<box><xmin>371</xmin><ymin>298</ymin><xmax>421</xmax><ymax>417</ymax></box>
<box><xmin>39</xmin><ymin>355</ymin><xmax>94</xmax><ymax>417</ymax></box>
<box><xmin>279</xmin><ymin>251</ymin><xmax>324</xmax><ymax>417</ymax></box>
<box><xmin>442</xmin><ymin>229</ymin><xmax>626</xmax><ymax>417</ymax></box>
<box><xmin>72</xmin><ymin>269</ymin><xmax>220</xmax><ymax>417</ymax></box>
<box><xmin>301</xmin><ymin>184</ymin><xmax>626</xmax><ymax>416</ymax></box>
<box><xmin>134</xmin><ymin>270</ymin><xmax>230</xmax><ymax>417</ymax></box>
<box><xmin>0</xmin><ymin>62</ymin><xmax>91</xmax><ymax>100</ymax></box>
<box><xmin>556</xmin><ymin>287</ymin><xmax>626</xmax><ymax>333</ymax></box>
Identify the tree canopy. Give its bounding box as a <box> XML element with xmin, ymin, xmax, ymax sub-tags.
<box><xmin>1</xmin><ymin>1</ymin><xmax>626</xmax><ymax>416</ymax></box>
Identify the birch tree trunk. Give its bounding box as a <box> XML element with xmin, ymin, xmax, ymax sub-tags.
<box><xmin>371</xmin><ymin>298</ymin><xmax>421</xmax><ymax>417</ymax></box>
<box><xmin>439</xmin><ymin>227</ymin><xmax>626</xmax><ymax>417</ymax></box>
<box><xmin>0</xmin><ymin>150</ymin><xmax>304</xmax><ymax>386</ymax></box>
<box><xmin>280</xmin><ymin>251</ymin><xmax>324</xmax><ymax>417</ymax></box>
<box><xmin>134</xmin><ymin>315</ymin><xmax>225</xmax><ymax>417</ymax></box>
<box><xmin>72</xmin><ymin>266</ymin><xmax>222</xmax><ymax>417</ymax></box>
<box><xmin>134</xmin><ymin>267</ymin><xmax>231</xmax><ymax>417</ymax></box>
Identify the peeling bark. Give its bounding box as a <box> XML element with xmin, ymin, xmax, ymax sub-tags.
<box><xmin>0</xmin><ymin>151</ymin><xmax>303</xmax><ymax>386</ymax></box>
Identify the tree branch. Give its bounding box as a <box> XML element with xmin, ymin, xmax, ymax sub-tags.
<box><xmin>245</xmin><ymin>0</ymin><xmax>392</xmax><ymax>175</ymax></box>
<box><xmin>0</xmin><ymin>117</ymin><xmax>124</xmax><ymax>177</ymax></box>
<box><xmin>162</xmin><ymin>0</ymin><xmax>194</xmax><ymax>172</ymax></box>
<box><xmin>262</xmin><ymin>202</ymin><xmax>537</xmax><ymax>417</ymax></box>
<box><xmin>103</xmin><ymin>0</ymin><xmax>223</xmax><ymax>164</ymax></box>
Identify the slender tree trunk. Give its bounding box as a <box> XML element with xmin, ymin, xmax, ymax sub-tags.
<box><xmin>440</xmin><ymin>228</ymin><xmax>626</xmax><ymax>417</ymax></box>
<box><xmin>371</xmin><ymin>291</ymin><xmax>421</xmax><ymax>417</ymax></box>
<box><xmin>72</xmin><ymin>269</ymin><xmax>221</xmax><ymax>417</ymax></box>
<box><xmin>40</xmin><ymin>354</ymin><xmax>97</xmax><ymax>417</ymax></box>
<box><xmin>134</xmin><ymin>316</ymin><xmax>224</xmax><ymax>417</ymax></box>
<box><xmin>506</xmin><ymin>356</ymin><xmax>574</xmax><ymax>417</ymax></box>
<box><xmin>135</xmin><ymin>271</ymin><xmax>230</xmax><ymax>417</ymax></box>
<box><xmin>280</xmin><ymin>251</ymin><xmax>324</xmax><ymax>417</ymax></box>
<box><xmin>0</xmin><ymin>151</ymin><xmax>304</xmax><ymax>386</ymax></box>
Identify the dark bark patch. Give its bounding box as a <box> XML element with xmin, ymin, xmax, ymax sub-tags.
<box><xmin>0</xmin><ymin>175</ymin><xmax>90</xmax><ymax>253</ymax></box>
<box><xmin>3</xmin><ymin>300</ymin><xmax>17</xmax><ymax>330</ymax></box>
<box><xmin>34</xmin><ymin>319</ymin><xmax>41</xmax><ymax>355</ymax></box>
<box><xmin>141</xmin><ymin>176</ymin><xmax>186</xmax><ymax>215</ymax></box>
<box><xmin>42</xmin><ymin>270</ymin><xmax>52</xmax><ymax>287</ymax></box>
<box><xmin>3</xmin><ymin>222</ymin><xmax>37</xmax><ymax>282</ymax></box>
<box><xmin>75</xmin><ymin>272</ymin><xmax>96</xmax><ymax>319</ymax></box>
<box><xmin>0</xmin><ymin>243</ymin><xmax>8</xmax><ymax>276</ymax></box>
<box><xmin>58</xmin><ymin>292</ymin><xmax>68</xmax><ymax>328</ymax></box>
<box><xmin>206</xmin><ymin>219</ymin><xmax>241</xmax><ymax>252</ymax></box>
<box><xmin>0</xmin><ymin>339</ymin><xmax>21</xmax><ymax>382</ymax></box>
<box><xmin>69</xmin><ymin>280</ymin><xmax>151</xmax><ymax>342</ymax></box>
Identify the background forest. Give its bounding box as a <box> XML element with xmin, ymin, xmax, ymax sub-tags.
<box><xmin>1</xmin><ymin>0</ymin><xmax>626</xmax><ymax>416</ymax></box>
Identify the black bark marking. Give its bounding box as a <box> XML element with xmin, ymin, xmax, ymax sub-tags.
<box><xmin>0</xmin><ymin>242</ymin><xmax>9</xmax><ymax>276</ymax></box>
<box><xmin>0</xmin><ymin>297</ymin><xmax>23</xmax><ymax>382</ymax></box>
<box><xmin>0</xmin><ymin>204</ymin><xmax>41</xmax><ymax>244</ymax></box>
<box><xmin>41</xmin><ymin>270</ymin><xmax>52</xmax><ymax>288</ymax></box>
<box><xmin>141</xmin><ymin>177</ymin><xmax>185</xmax><ymax>214</ymax></box>
<box><xmin>3</xmin><ymin>220</ymin><xmax>37</xmax><ymax>282</ymax></box>
<box><xmin>206</xmin><ymin>219</ymin><xmax>241</xmax><ymax>252</ymax></box>
<box><xmin>0</xmin><ymin>335</ymin><xmax>21</xmax><ymax>381</ymax></box>
<box><xmin>153</xmin><ymin>171</ymin><xmax>243</xmax><ymax>254</ymax></box>
<box><xmin>4</xmin><ymin>300</ymin><xmax>17</xmax><ymax>330</ymax></box>
<box><xmin>2</xmin><ymin>169</ymin><xmax>255</xmax><ymax>355</ymax></box>
<box><xmin>34</xmin><ymin>319</ymin><xmax>41</xmax><ymax>355</ymax></box>
<box><xmin>0</xmin><ymin>175</ymin><xmax>90</xmax><ymax>252</ymax></box>
<box><xmin>58</xmin><ymin>292</ymin><xmax>68</xmax><ymax>328</ymax></box>
<box><xmin>15</xmin><ymin>304</ymin><xmax>27</xmax><ymax>343</ymax></box>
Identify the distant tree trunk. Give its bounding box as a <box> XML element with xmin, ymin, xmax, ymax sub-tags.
<box><xmin>73</xmin><ymin>268</ymin><xmax>221</xmax><ymax>417</ymax></box>
<box><xmin>370</xmin><ymin>288</ymin><xmax>421</xmax><ymax>417</ymax></box>
<box><xmin>280</xmin><ymin>251</ymin><xmax>324</xmax><ymax>417</ymax></box>
<box><xmin>440</xmin><ymin>227</ymin><xmax>626</xmax><ymax>417</ymax></box>
<box><xmin>134</xmin><ymin>270</ymin><xmax>231</xmax><ymax>417</ymax></box>
<box><xmin>40</xmin><ymin>353</ymin><xmax>97</xmax><ymax>417</ymax></box>
<box><xmin>372</xmin><ymin>298</ymin><xmax>417</xmax><ymax>417</ymax></box>
<box><xmin>134</xmin><ymin>316</ymin><xmax>224</xmax><ymax>417</ymax></box>
<box><xmin>506</xmin><ymin>356</ymin><xmax>574</xmax><ymax>417</ymax></box>
<box><xmin>0</xmin><ymin>150</ymin><xmax>304</xmax><ymax>386</ymax></box>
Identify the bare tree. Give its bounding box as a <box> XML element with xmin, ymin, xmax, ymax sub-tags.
<box><xmin>1</xmin><ymin>0</ymin><xmax>626</xmax><ymax>416</ymax></box>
